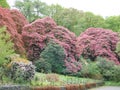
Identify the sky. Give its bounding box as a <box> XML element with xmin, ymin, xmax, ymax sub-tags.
<box><xmin>7</xmin><ymin>0</ymin><xmax>120</xmax><ymax>17</ymax></box>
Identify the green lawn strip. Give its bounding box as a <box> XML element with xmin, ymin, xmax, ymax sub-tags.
<box><xmin>105</xmin><ymin>81</ymin><xmax>120</xmax><ymax>86</ymax></box>
<box><xmin>31</xmin><ymin>72</ymin><xmax>101</xmax><ymax>87</ymax></box>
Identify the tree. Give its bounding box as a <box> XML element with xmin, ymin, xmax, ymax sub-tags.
<box><xmin>51</xmin><ymin>7</ymin><xmax>82</xmax><ymax>35</ymax></box>
<box><xmin>48</xmin><ymin>7</ymin><xmax>106</xmax><ymax>36</ymax></box>
<box><xmin>15</xmin><ymin>0</ymin><xmax>48</xmax><ymax>22</ymax></box>
<box><xmin>15</xmin><ymin>0</ymin><xmax>34</xmax><ymax>22</ymax></box>
<box><xmin>105</xmin><ymin>16</ymin><xmax>120</xmax><ymax>32</ymax></box>
<box><xmin>47</xmin><ymin>4</ymin><xmax>64</xmax><ymax>21</ymax></box>
<box><xmin>0</xmin><ymin>27</ymin><xmax>14</xmax><ymax>66</ymax></box>
<box><xmin>0</xmin><ymin>0</ymin><xmax>10</xmax><ymax>8</ymax></box>
<box><xmin>77</xmin><ymin>12</ymin><xmax>106</xmax><ymax>34</ymax></box>
<box><xmin>0</xmin><ymin>7</ymin><xmax>27</xmax><ymax>56</ymax></box>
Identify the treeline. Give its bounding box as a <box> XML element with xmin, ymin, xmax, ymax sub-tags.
<box><xmin>14</xmin><ymin>0</ymin><xmax>120</xmax><ymax>35</ymax></box>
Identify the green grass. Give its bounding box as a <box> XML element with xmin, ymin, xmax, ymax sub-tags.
<box><xmin>105</xmin><ymin>81</ymin><xmax>120</xmax><ymax>86</ymax></box>
<box><xmin>31</xmin><ymin>72</ymin><xmax>101</xmax><ymax>86</ymax></box>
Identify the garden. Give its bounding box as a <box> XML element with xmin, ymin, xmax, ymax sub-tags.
<box><xmin>0</xmin><ymin>0</ymin><xmax>120</xmax><ymax>90</ymax></box>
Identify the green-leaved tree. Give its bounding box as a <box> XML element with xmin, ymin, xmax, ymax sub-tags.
<box><xmin>0</xmin><ymin>0</ymin><xmax>10</xmax><ymax>8</ymax></box>
<box><xmin>0</xmin><ymin>27</ymin><xmax>14</xmax><ymax>66</ymax></box>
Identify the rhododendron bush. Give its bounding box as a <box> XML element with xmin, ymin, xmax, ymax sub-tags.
<box><xmin>0</xmin><ymin>7</ymin><xmax>28</xmax><ymax>55</ymax></box>
<box><xmin>22</xmin><ymin>17</ymin><xmax>81</xmax><ymax>73</ymax></box>
<box><xmin>77</xmin><ymin>28</ymin><xmax>120</xmax><ymax>64</ymax></box>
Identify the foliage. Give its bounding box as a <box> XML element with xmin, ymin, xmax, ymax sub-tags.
<box><xmin>78</xmin><ymin>58</ymin><xmax>102</xmax><ymax>79</ymax></box>
<box><xmin>105</xmin><ymin>16</ymin><xmax>120</xmax><ymax>32</ymax></box>
<box><xmin>111</xmin><ymin>65</ymin><xmax>120</xmax><ymax>82</ymax></box>
<box><xmin>0</xmin><ymin>7</ymin><xmax>28</xmax><ymax>56</ymax></box>
<box><xmin>14</xmin><ymin>0</ymin><xmax>106</xmax><ymax>35</ymax></box>
<box><xmin>34</xmin><ymin>58</ymin><xmax>52</xmax><ymax>73</ymax></box>
<box><xmin>96</xmin><ymin>57</ymin><xmax>116</xmax><ymax>81</ymax></box>
<box><xmin>79</xmin><ymin>12</ymin><xmax>106</xmax><ymax>30</ymax></box>
<box><xmin>22</xmin><ymin>17</ymin><xmax>57</xmax><ymax>60</ymax></box>
<box><xmin>105</xmin><ymin>81</ymin><xmax>120</xmax><ymax>86</ymax></box>
<box><xmin>22</xmin><ymin>17</ymin><xmax>81</xmax><ymax>73</ymax></box>
<box><xmin>77</xmin><ymin>28</ymin><xmax>120</xmax><ymax>64</ymax></box>
<box><xmin>10</xmin><ymin>9</ymin><xmax>29</xmax><ymax>34</ymax></box>
<box><xmin>49</xmin><ymin>7</ymin><xmax>82</xmax><ymax>35</ymax></box>
<box><xmin>6</xmin><ymin>55</ymin><xmax>35</xmax><ymax>83</ymax></box>
<box><xmin>40</xmin><ymin>42</ymin><xmax>66</xmax><ymax>73</ymax></box>
<box><xmin>46</xmin><ymin>74</ymin><xmax>59</xmax><ymax>82</ymax></box>
<box><xmin>54</xmin><ymin>11</ymin><xmax>106</xmax><ymax>35</ymax></box>
<box><xmin>115</xmin><ymin>41</ymin><xmax>120</xmax><ymax>59</ymax></box>
<box><xmin>31</xmin><ymin>72</ymin><xmax>100</xmax><ymax>86</ymax></box>
<box><xmin>0</xmin><ymin>27</ymin><xmax>14</xmax><ymax>66</ymax></box>
<box><xmin>15</xmin><ymin>0</ymin><xmax>48</xmax><ymax>22</ymax></box>
<box><xmin>0</xmin><ymin>0</ymin><xmax>10</xmax><ymax>8</ymax></box>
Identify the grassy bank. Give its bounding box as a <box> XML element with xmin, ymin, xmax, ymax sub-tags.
<box><xmin>31</xmin><ymin>72</ymin><xmax>101</xmax><ymax>87</ymax></box>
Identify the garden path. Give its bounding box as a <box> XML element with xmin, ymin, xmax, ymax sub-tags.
<box><xmin>89</xmin><ymin>86</ymin><xmax>120</xmax><ymax>90</ymax></box>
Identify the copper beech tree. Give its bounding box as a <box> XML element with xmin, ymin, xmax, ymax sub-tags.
<box><xmin>0</xmin><ymin>7</ymin><xmax>28</xmax><ymax>55</ymax></box>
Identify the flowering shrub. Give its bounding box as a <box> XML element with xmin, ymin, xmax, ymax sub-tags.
<box><xmin>22</xmin><ymin>17</ymin><xmax>56</xmax><ymax>60</ymax></box>
<box><xmin>22</xmin><ymin>17</ymin><xmax>81</xmax><ymax>73</ymax></box>
<box><xmin>7</xmin><ymin>55</ymin><xmax>35</xmax><ymax>82</ymax></box>
<box><xmin>77</xmin><ymin>28</ymin><xmax>120</xmax><ymax>64</ymax></box>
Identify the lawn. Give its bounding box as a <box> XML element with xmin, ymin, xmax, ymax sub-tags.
<box><xmin>105</xmin><ymin>81</ymin><xmax>120</xmax><ymax>86</ymax></box>
<box><xmin>31</xmin><ymin>72</ymin><xmax>101</xmax><ymax>87</ymax></box>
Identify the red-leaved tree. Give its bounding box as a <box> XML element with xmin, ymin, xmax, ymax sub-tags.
<box><xmin>0</xmin><ymin>7</ymin><xmax>28</xmax><ymax>55</ymax></box>
<box><xmin>77</xmin><ymin>28</ymin><xmax>120</xmax><ymax>64</ymax></box>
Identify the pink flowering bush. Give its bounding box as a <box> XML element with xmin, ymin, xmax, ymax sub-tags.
<box><xmin>77</xmin><ymin>28</ymin><xmax>120</xmax><ymax>64</ymax></box>
<box><xmin>22</xmin><ymin>17</ymin><xmax>81</xmax><ymax>73</ymax></box>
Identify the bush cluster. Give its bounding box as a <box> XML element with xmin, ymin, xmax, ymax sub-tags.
<box><xmin>96</xmin><ymin>57</ymin><xmax>120</xmax><ymax>82</ymax></box>
<box><xmin>78</xmin><ymin>56</ymin><xmax>120</xmax><ymax>82</ymax></box>
<box><xmin>77</xmin><ymin>28</ymin><xmax>120</xmax><ymax>64</ymax></box>
<box><xmin>34</xmin><ymin>58</ymin><xmax>51</xmax><ymax>73</ymax></box>
<box><xmin>40</xmin><ymin>41</ymin><xmax>66</xmax><ymax>73</ymax></box>
<box><xmin>7</xmin><ymin>55</ymin><xmax>35</xmax><ymax>83</ymax></box>
<box><xmin>22</xmin><ymin>17</ymin><xmax>81</xmax><ymax>73</ymax></box>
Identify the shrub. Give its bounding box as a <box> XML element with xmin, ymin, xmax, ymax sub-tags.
<box><xmin>7</xmin><ymin>55</ymin><xmax>35</xmax><ymax>83</ymax></box>
<box><xmin>41</xmin><ymin>41</ymin><xmax>66</xmax><ymax>73</ymax></box>
<box><xmin>96</xmin><ymin>57</ymin><xmax>116</xmax><ymax>81</ymax></box>
<box><xmin>115</xmin><ymin>41</ymin><xmax>120</xmax><ymax>59</ymax></box>
<box><xmin>22</xmin><ymin>17</ymin><xmax>81</xmax><ymax>73</ymax></box>
<box><xmin>79</xmin><ymin>62</ymin><xmax>102</xmax><ymax>79</ymax></box>
<box><xmin>111</xmin><ymin>65</ymin><xmax>120</xmax><ymax>82</ymax></box>
<box><xmin>34</xmin><ymin>58</ymin><xmax>52</xmax><ymax>73</ymax></box>
<box><xmin>76</xmin><ymin>57</ymin><xmax>102</xmax><ymax>79</ymax></box>
<box><xmin>99</xmin><ymin>65</ymin><xmax>120</xmax><ymax>82</ymax></box>
<box><xmin>77</xmin><ymin>28</ymin><xmax>120</xmax><ymax>64</ymax></box>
